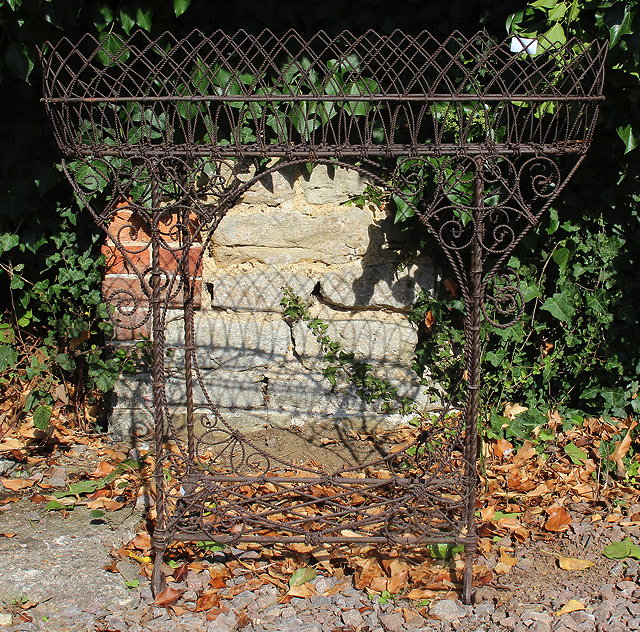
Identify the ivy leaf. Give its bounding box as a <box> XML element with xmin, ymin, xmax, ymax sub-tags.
<box><xmin>32</xmin><ymin>404</ymin><xmax>52</xmax><ymax>431</ymax></box>
<box><xmin>392</xmin><ymin>195</ymin><xmax>415</xmax><ymax>222</ymax></box>
<box><xmin>428</xmin><ymin>543</ymin><xmax>465</xmax><ymax>559</ymax></box>
<box><xmin>530</xmin><ymin>0</ymin><xmax>557</xmax><ymax>9</ymax></box>
<box><xmin>0</xmin><ymin>234</ymin><xmax>20</xmax><ymax>255</ymax></box>
<box><xmin>289</xmin><ymin>567</ymin><xmax>316</xmax><ymax>588</ymax></box>
<box><xmin>5</xmin><ymin>42</ymin><xmax>34</xmax><ymax>82</ymax></box>
<box><xmin>542</xmin><ymin>23</ymin><xmax>566</xmax><ymax>48</ymax></box>
<box><xmin>548</xmin><ymin>2</ymin><xmax>567</xmax><ymax>21</ymax></box>
<box><xmin>586</xmin><ymin>290</ymin><xmax>607</xmax><ymax>316</ymax></box>
<box><xmin>602</xmin><ymin>538</ymin><xmax>640</xmax><ymax>560</ymax></box>
<box><xmin>119</xmin><ymin>9</ymin><xmax>136</xmax><ymax>35</ymax></box>
<box><xmin>540</xmin><ymin>292</ymin><xmax>576</xmax><ymax>322</ymax></box>
<box><xmin>564</xmin><ymin>442</ymin><xmax>588</xmax><ymax>465</ymax></box>
<box><xmin>599</xmin><ymin>388</ymin><xmax>628</xmax><ymax>416</ymax></box>
<box><xmin>55</xmin><ymin>353</ymin><xmax>76</xmax><ymax>372</ymax></box>
<box><xmin>617</xmin><ymin>124</ymin><xmax>638</xmax><ymax>154</ymax></box>
<box><xmin>552</xmin><ymin>247</ymin><xmax>571</xmax><ymax>270</ymax></box>
<box><xmin>45</xmin><ymin>500</ymin><xmax>68</xmax><ymax>511</ymax></box>
<box><xmin>97</xmin><ymin>33</ymin><xmax>130</xmax><ymax>67</ymax></box>
<box><xmin>608</xmin><ymin>4</ymin><xmax>634</xmax><ymax>47</ymax></box>
<box><xmin>135</xmin><ymin>6</ymin><xmax>153</xmax><ymax>32</ymax></box>
<box><xmin>173</xmin><ymin>0</ymin><xmax>192</xmax><ymax>17</ymax></box>
<box><xmin>54</xmin><ymin>480</ymin><xmax>102</xmax><ymax>498</ymax></box>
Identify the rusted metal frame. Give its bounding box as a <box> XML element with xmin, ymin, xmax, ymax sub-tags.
<box><xmin>44</xmin><ymin>94</ymin><xmax>605</xmax><ymax>103</ymax></box>
<box><xmin>172</xmin><ymin>534</ymin><xmax>473</xmax><ymax>544</ymax></box>
<box><xmin>39</xmin><ymin>29</ymin><xmax>606</xmax><ymax>605</ymax></box>
<box><xmin>68</xmin><ymin>143</ymin><xmax>591</xmax><ymax>157</ymax></box>
<box><xmin>461</xmin><ymin>156</ymin><xmax>485</xmax><ymax>604</ymax></box>
<box><xmin>150</xmin><ymin>170</ymin><xmax>169</xmax><ymax>597</ymax></box>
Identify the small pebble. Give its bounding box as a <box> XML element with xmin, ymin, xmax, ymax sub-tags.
<box><xmin>430</xmin><ymin>599</ymin><xmax>468</xmax><ymax>622</ymax></box>
<box><xmin>342</xmin><ymin>610</ymin><xmax>364</xmax><ymax>628</ymax></box>
<box><xmin>379</xmin><ymin>612</ymin><xmax>405</xmax><ymax>632</ymax></box>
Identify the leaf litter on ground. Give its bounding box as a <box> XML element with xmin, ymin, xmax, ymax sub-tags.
<box><xmin>2</xmin><ymin>409</ymin><xmax>640</xmax><ymax>620</ymax></box>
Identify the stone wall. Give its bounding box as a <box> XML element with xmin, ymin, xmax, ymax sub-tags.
<box><xmin>108</xmin><ymin>164</ymin><xmax>436</xmax><ymax>439</ymax></box>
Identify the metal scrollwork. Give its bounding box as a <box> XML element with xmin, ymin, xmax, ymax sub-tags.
<box><xmin>40</xmin><ymin>29</ymin><xmax>606</xmax><ymax>603</ymax></box>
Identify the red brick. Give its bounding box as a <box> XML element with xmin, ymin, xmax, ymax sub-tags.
<box><xmin>106</xmin><ymin>208</ymin><xmax>152</xmax><ymax>242</ymax></box>
<box><xmin>102</xmin><ymin>208</ymin><xmax>203</xmax><ymax>341</ymax></box>
<box><xmin>102</xmin><ymin>275</ymin><xmax>202</xmax><ymax>310</ymax></box>
<box><xmin>155</xmin><ymin>211</ymin><xmax>201</xmax><ymax>243</ymax></box>
<box><xmin>101</xmin><ymin>243</ymin><xmax>203</xmax><ymax>277</ymax></box>
<box><xmin>109</xmin><ymin>308</ymin><xmax>151</xmax><ymax>341</ymax></box>
<box><xmin>105</xmin><ymin>209</ymin><xmax>200</xmax><ymax>244</ymax></box>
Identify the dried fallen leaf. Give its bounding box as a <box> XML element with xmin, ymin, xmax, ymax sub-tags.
<box><xmin>558</xmin><ymin>556</ymin><xmax>594</xmax><ymax>571</ymax></box>
<box><xmin>205</xmin><ymin>607</ymin><xmax>226</xmax><ymax>621</ymax></box>
<box><xmin>387</xmin><ymin>569</ymin><xmax>409</xmax><ymax>594</ymax></box>
<box><xmin>128</xmin><ymin>532</ymin><xmax>152</xmax><ymax>550</ymax></box>
<box><xmin>610</xmin><ymin>421</ymin><xmax>638</xmax><ymax>478</ymax></box>
<box><xmin>195</xmin><ymin>589</ymin><xmax>220</xmax><ymax>612</ymax></box>
<box><xmin>424</xmin><ymin>310</ymin><xmax>436</xmax><ymax>330</ymax></box>
<box><xmin>406</xmin><ymin>588</ymin><xmax>437</xmax><ymax>600</ymax></box>
<box><xmin>544</xmin><ymin>506</ymin><xmax>572</xmax><ymax>532</ymax></box>
<box><xmin>555</xmin><ymin>599</ymin><xmax>585</xmax><ymax>616</ymax></box>
<box><xmin>0</xmin><ymin>438</ymin><xmax>25</xmax><ymax>451</ymax></box>
<box><xmin>0</xmin><ymin>533</ymin><xmax>17</xmax><ymax>538</ymax></box>
<box><xmin>493</xmin><ymin>562</ymin><xmax>514</xmax><ymax>575</ymax></box>
<box><xmin>167</xmin><ymin>605</ymin><xmax>189</xmax><ymax>616</ymax></box>
<box><xmin>172</xmin><ymin>563</ymin><xmax>189</xmax><ymax>583</ymax></box>
<box><xmin>127</xmin><ymin>552</ymin><xmax>152</xmax><ymax>565</ymax></box>
<box><xmin>154</xmin><ymin>586</ymin><xmax>185</xmax><ymax>607</ymax></box>
<box><xmin>1</xmin><ymin>478</ymin><xmax>35</xmax><ymax>491</ymax></box>
<box><xmin>322</xmin><ymin>582</ymin><xmax>347</xmax><ymax>597</ymax></box>
<box><xmin>504</xmin><ymin>402</ymin><xmax>528</xmax><ymax>420</ymax></box>
<box><xmin>287</xmin><ymin>583</ymin><xmax>316</xmax><ymax>598</ymax></box>
<box><xmin>493</xmin><ymin>439</ymin><xmax>513</xmax><ymax>459</ymax></box>
<box><xmin>499</xmin><ymin>550</ymin><xmax>518</xmax><ymax>567</ymax></box>
<box><xmin>90</xmin><ymin>461</ymin><xmax>116</xmax><ymax>478</ymax></box>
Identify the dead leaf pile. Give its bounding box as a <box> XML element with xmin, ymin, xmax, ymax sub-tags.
<box><xmin>2</xmin><ymin>407</ymin><xmax>640</xmax><ymax>615</ymax></box>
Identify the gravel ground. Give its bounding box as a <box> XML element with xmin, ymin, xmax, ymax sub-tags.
<box><xmin>0</xmin><ymin>494</ymin><xmax>637</xmax><ymax>632</ymax></box>
<box><xmin>1</xmin><ymin>442</ymin><xmax>638</xmax><ymax>632</ymax></box>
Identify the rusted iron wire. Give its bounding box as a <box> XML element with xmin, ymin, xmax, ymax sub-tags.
<box><xmin>40</xmin><ymin>29</ymin><xmax>606</xmax><ymax>603</ymax></box>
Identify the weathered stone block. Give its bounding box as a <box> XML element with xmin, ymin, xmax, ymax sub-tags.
<box><xmin>235</xmin><ymin>162</ymin><xmax>297</xmax><ymax>205</ymax></box>
<box><xmin>319</xmin><ymin>262</ymin><xmax>436</xmax><ymax>310</ymax></box>
<box><xmin>208</xmin><ymin>268</ymin><xmax>318</xmax><ymax>312</ymax></box>
<box><xmin>112</xmin><ymin>371</ymin><xmax>265</xmax><ymax>409</ymax></box>
<box><xmin>291</xmin><ymin>305</ymin><xmax>418</xmax><ymax>371</ymax></box>
<box><xmin>108</xmin><ymin>407</ymin><xmax>154</xmax><ymax>440</ymax></box>
<box><xmin>265</xmin><ymin>364</ymin><xmax>375</xmax><ymax>416</ymax></box>
<box><xmin>108</xmin><ymin>406</ymin><xmax>295</xmax><ymax>440</ymax></box>
<box><xmin>211</xmin><ymin>206</ymin><xmax>373</xmax><ymax>266</ymax></box>
<box><xmin>164</xmin><ymin>311</ymin><xmax>291</xmax><ymax>369</ymax></box>
<box><xmin>300</xmin><ymin>164</ymin><xmax>367</xmax><ymax>204</ymax></box>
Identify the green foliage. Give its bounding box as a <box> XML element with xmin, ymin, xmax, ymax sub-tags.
<box><xmin>428</xmin><ymin>543</ymin><xmax>465</xmax><ymax>559</ymax></box>
<box><xmin>281</xmin><ymin>287</ymin><xmax>415</xmax><ymax>413</ymax></box>
<box><xmin>602</xmin><ymin>537</ymin><xmax>640</xmax><ymax>560</ymax></box>
<box><xmin>400</xmin><ymin>1</ymin><xmax>640</xmax><ymax>441</ymax></box>
<box><xmin>1</xmin><ymin>0</ymin><xmax>639</xmax><ymax>439</ymax></box>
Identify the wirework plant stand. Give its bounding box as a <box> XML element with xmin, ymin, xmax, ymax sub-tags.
<box><xmin>40</xmin><ymin>29</ymin><xmax>606</xmax><ymax>602</ymax></box>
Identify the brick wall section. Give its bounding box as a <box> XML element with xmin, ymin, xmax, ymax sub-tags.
<box><xmin>101</xmin><ymin>208</ymin><xmax>202</xmax><ymax>341</ymax></box>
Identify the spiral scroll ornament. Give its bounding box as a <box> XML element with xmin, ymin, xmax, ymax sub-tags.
<box><xmin>40</xmin><ymin>29</ymin><xmax>606</xmax><ymax>603</ymax></box>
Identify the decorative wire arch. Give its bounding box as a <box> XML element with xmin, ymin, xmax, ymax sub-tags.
<box><xmin>40</xmin><ymin>29</ymin><xmax>606</xmax><ymax>602</ymax></box>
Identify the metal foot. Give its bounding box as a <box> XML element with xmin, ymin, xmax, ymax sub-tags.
<box><xmin>151</xmin><ymin>543</ymin><xmax>167</xmax><ymax>598</ymax></box>
<box><xmin>462</xmin><ymin>544</ymin><xmax>476</xmax><ymax>605</ymax></box>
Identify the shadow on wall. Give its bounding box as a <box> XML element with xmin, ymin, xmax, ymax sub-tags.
<box><xmin>107</xmin><ymin>162</ymin><xmax>442</xmax><ymax>462</ymax></box>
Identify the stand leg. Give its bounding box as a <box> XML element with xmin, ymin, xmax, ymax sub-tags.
<box><xmin>150</xmin><ymin>173</ymin><xmax>168</xmax><ymax>598</ymax></box>
<box><xmin>462</xmin><ymin>157</ymin><xmax>484</xmax><ymax>605</ymax></box>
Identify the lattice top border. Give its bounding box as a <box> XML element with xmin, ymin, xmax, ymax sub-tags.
<box><xmin>40</xmin><ymin>29</ymin><xmax>607</xmax><ymax>158</ymax></box>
